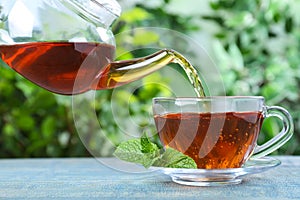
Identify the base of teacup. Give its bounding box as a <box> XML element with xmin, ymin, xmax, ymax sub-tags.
<box><xmin>171</xmin><ymin>176</ymin><xmax>242</xmax><ymax>186</ymax></box>
<box><xmin>150</xmin><ymin>156</ymin><xmax>281</xmax><ymax>187</ymax></box>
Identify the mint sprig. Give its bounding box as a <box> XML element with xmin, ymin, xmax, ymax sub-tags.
<box><xmin>113</xmin><ymin>135</ymin><xmax>197</xmax><ymax>169</ymax></box>
<box><xmin>113</xmin><ymin>138</ymin><xmax>159</xmax><ymax>168</ymax></box>
<box><xmin>153</xmin><ymin>148</ymin><xmax>197</xmax><ymax>169</ymax></box>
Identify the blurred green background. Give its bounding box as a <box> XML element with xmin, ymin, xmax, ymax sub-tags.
<box><xmin>0</xmin><ymin>0</ymin><xmax>299</xmax><ymax>158</ymax></box>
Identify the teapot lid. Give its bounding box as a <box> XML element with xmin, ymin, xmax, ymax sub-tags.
<box><xmin>60</xmin><ymin>0</ymin><xmax>121</xmax><ymax>27</ymax></box>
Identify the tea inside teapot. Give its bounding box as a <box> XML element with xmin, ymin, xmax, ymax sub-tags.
<box><xmin>0</xmin><ymin>41</ymin><xmax>115</xmax><ymax>94</ymax></box>
<box><xmin>0</xmin><ymin>0</ymin><xmax>206</xmax><ymax>97</ymax></box>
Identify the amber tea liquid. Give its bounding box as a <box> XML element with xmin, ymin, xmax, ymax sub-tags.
<box><xmin>155</xmin><ymin>112</ymin><xmax>264</xmax><ymax>169</ymax></box>
<box><xmin>0</xmin><ymin>42</ymin><xmax>115</xmax><ymax>94</ymax></box>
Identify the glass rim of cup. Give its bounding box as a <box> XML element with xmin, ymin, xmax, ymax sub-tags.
<box><xmin>153</xmin><ymin>96</ymin><xmax>265</xmax><ymax>102</ymax></box>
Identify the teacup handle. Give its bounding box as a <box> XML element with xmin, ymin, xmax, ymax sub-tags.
<box><xmin>252</xmin><ymin>106</ymin><xmax>294</xmax><ymax>158</ymax></box>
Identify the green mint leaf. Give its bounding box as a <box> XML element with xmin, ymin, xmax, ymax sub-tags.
<box><xmin>113</xmin><ymin>135</ymin><xmax>197</xmax><ymax>169</ymax></box>
<box><xmin>113</xmin><ymin>138</ymin><xmax>159</xmax><ymax>168</ymax></box>
<box><xmin>153</xmin><ymin>148</ymin><xmax>197</xmax><ymax>169</ymax></box>
<box><xmin>141</xmin><ymin>133</ymin><xmax>158</xmax><ymax>153</ymax></box>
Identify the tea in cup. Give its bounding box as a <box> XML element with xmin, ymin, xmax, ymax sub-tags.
<box><xmin>153</xmin><ymin>97</ymin><xmax>293</xmax><ymax>169</ymax></box>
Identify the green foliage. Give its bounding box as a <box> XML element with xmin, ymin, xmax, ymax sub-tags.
<box><xmin>0</xmin><ymin>66</ymin><xmax>88</xmax><ymax>157</ymax></box>
<box><xmin>204</xmin><ymin>0</ymin><xmax>300</xmax><ymax>155</ymax></box>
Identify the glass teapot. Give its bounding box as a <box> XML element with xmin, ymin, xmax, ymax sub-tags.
<box><xmin>0</xmin><ymin>0</ymin><xmax>184</xmax><ymax>95</ymax></box>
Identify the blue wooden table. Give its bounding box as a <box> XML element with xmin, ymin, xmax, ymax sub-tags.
<box><xmin>0</xmin><ymin>156</ymin><xmax>299</xmax><ymax>199</ymax></box>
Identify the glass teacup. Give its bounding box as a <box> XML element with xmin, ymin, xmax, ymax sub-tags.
<box><xmin>153</xmin><ymin>96</ymin><xmax>293</xmax><ymax>169</ymax></box>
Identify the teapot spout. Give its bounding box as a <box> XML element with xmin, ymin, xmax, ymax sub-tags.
<box><xmin>92</xmin><ymin>48</ymin><xmax>205</xmax><ymax>97</ymax></box>
<box><xmin>93</xmin><ymin>49</ymin><xmax>175</xmax><ymax>89</ymax></box>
